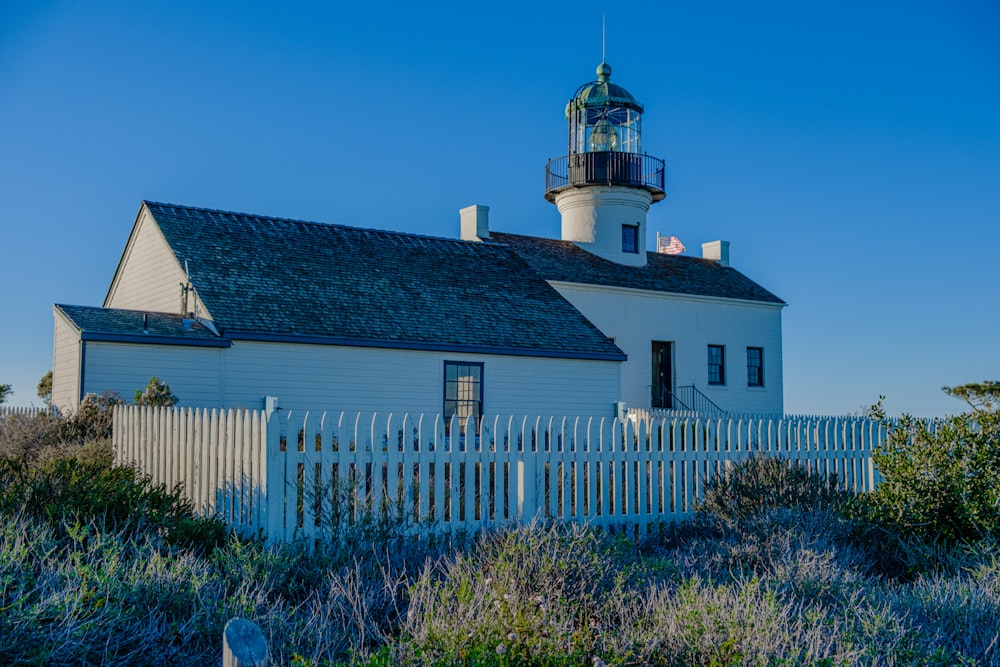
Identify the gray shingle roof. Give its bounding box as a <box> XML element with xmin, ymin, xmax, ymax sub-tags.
<box><xmin>56</xmin><ymin>304</ymin><xmax>227</xmax><ymax>345</ymax></box>
<box><xmin>143</xmin><ymin>202</ymin><xmax>624</xmax><ymax>360</ymax></box>
<box><xmin>489</xmin><ymin>232</ymin><xmax>785</xmax><ymax>305</ymax></box>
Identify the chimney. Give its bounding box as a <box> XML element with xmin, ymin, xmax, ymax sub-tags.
<box><xmin>460</xmin><ymin>204</ymin><xmax>490</xmax><ymax>242</ymax></box>
<box><xmin>702</xmin><ymin>240</ymin><xmax>730</xmax><ymax>267</ymax></box>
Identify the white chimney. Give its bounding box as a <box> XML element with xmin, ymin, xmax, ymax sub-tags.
<box><xmin>702</xmin><ymin>240</ymin><xmax>730</xmax><ymax>267</ymax></box>
<box><xmin>460</xmin><ymin>204</ymin><xmax>490</xmax><ymax>242</ymax></box>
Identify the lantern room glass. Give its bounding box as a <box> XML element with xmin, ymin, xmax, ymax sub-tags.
<box><xmin>570</xmin><ymin>105</ymin><xmax>642</xmax><ymax>155</ymax></box>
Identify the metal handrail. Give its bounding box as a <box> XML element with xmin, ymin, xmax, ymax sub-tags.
<box><xmin>675</xmin><ymin>384</ymin><xmax>726</xmax><ymax>417</ymax></box>
<box><xmin>545</xmin><ymin>151</ymin><xmax>665</xmax><ymax>201</ymax></box>
<box><xmin>653</xmin><ymin>387</ymin><xmax>691</xmax><ymax>411</ymax></box>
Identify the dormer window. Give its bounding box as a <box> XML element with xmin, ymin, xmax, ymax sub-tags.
<box><xmin>622</xmin><ymin>225</ymin><xmax>639</xmax><ymax>253</ymax></box>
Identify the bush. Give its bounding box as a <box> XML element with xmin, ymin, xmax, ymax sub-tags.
<box><xmin>859</xmin><ymin>385</ymin><xmax>1000</xmax><ymax>544</ymax></box>
<box><xmin>134</xmin><ymin>376</ymin><xmax>178</xmax><ymax>407</ymax></box>
<box><xmin>696</xmin><ymin>455</ymin><xmax>851</xmax><ymax>528</ymax></box>
<box><xmin>0</xmin><ymin>411</ymin><xmax>66</xmax><ymax>464</ymax></box>
<box><xmin>61</xmin><ymin>390</ymin><xmax>124</xmax><ymax>444</ymax></box>
<box><xmin>0</xmin><ymin>453</ymin><xmax>227</xmax><ymax>553</ymax></box>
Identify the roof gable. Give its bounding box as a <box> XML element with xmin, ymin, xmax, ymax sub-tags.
<box><xmin>142</xmin><ymin>202</ymin><xmax>624</xmax><ymax>360</ymax></box>
<box><xmin>490</xmin><ymin>232</ymin><xmax>785</xmax><ymax>305</ymax></box>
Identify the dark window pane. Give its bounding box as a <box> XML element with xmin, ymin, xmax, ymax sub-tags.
<box><xmin>747</xmin><ymin>347</ymin><xmax>764</xmax><ymax>387</ymax></box>
<box><xmin>622</xmin><ymin>225</ymin><xmax>638</xmax><ymax>253</ymax></box>
<box><xmin>708</xmin><ymin>345</ymin><xmax>726</xmax><ymax>386</ymax></box>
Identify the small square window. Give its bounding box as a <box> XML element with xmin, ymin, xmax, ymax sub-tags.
<box><xmin>707</xmin><ymin>345</ymin><xmax>726</xmax><ymax>386</ymax></box>
<box><xmin>622</xmin><ymin>225</ymin><xmax>638</xmax><ymax>254</ymax></box>
<box><xmin>747</xmin><ymin>347</ymin><xmax>764</xmax><ymax>387</ymax></box>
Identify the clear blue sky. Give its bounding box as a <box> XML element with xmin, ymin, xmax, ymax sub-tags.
<box><xmin>1</xmin><ymin>1</ymin><xmax>997</xmax><ymax>416</ymax></box>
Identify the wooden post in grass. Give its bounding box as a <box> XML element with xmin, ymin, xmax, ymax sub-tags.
<box><xmin>222</xmin><ymin>618</ymin><xmax>268</xmax><ymax>667</ymax></box>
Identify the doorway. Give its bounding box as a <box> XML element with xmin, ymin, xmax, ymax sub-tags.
<box><xmin>651</xmin><ymin>341</ymin><xmax>673</xmax><ymax>408</ymax></box>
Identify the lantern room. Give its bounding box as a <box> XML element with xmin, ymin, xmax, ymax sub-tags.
<box><xmin>545</xmin><ymin>62</ymin><xmax>665</xmax><ymax>204</ymax></box>
<box><xmin>567</xmin><ymin>61</ymin><xmax>643</xmax><ymax>155</ymax></box>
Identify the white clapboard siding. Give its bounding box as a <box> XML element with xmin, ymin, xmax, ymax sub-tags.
<box><xmin>104</xmin><ymin>205</ymin><xmax>210</xmax><ymax>317</ymax></box>
<box><xmin>113</xmin><ymin>406</ymin><xmax>887</xmax><ymax>542</ymax></box>
<box><xmin>52</xmin><ymin>308</ymin><xmax>83</xmax><ymax>410</ymax></box>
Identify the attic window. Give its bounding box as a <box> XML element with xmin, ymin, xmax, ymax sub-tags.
<box><xmin>622</xmin><ymin>225</ymin><xmax>638</xmax><ymax>254</ymax></box>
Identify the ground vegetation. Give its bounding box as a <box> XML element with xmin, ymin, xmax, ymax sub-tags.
<box><xmin>0</xmin><ymin>384</ymin><xmax>997</xmax><ymax>665</ymax></box>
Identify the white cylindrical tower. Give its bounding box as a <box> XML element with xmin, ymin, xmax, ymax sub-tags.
<box><xmin>544</xmin><ymin>62</ymin><xmax>665</xmax><ymax>266</ymax></box>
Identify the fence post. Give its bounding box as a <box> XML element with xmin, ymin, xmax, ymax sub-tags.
<box><xmin>222</xmin><ymin>618</ymin><xmax>268</xmax><ymax>667</ymax></box>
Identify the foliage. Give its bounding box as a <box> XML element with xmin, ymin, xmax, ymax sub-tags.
<box><xmin>858</xmin><ymin>382</ymin><xmax>1000</xmax><ymax>544</ymax></box>
<box><xmin>696</xmin><ymin>455</ymin><xmax>850</xmax><ymax>529</ymax></box>
<box><xmin>0</xmin><ymin>383</ymin><xmax>11</xmax><ymax>404</ymax></box>
<box><xmin>3</xmin><ymin>387</ymin><xmax>1000</xmax><ymax>665</ymax></box>
<box><xmin>134</xmin><ymin>376</ymin><xmax>178</xmax><ymax>407</ymax></box>
<box><xmin>62</xmin><ymin>390</ymin><xmax>124</xmax><ymax>444</ymax></box>
<box><xmin>0</xmin><ymin>411</ymin><xmax>67</xmax><ymax>464</ymax></box>
<box><xmin>943</xmin><ymin>380</ymin><xmax>1000</xmax><ymax>413</ymax></box>
<box><xmin>36</xmin><ymin>370</ymin><xmax>52</xmax><ymax>407</ymax></box>
<box><xmin>0</xmin><ymin>454</ymin><xmax>227</xmax><ymax>553</ymax></box>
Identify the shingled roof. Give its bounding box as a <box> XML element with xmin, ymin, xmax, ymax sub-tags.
<box><xmin>56</xmin><ymin>304</ymin><xmax>229</xmax><ymax>346</ymax></box>
<box><xmin>142</xmin><ymin>202</ymin><xmax>625</xmax><ymax>360</ymax></box>
<box><xmin>489</xmin><ymin>232</ymin><xmax>785</xmax><ymax>304</ymax></box>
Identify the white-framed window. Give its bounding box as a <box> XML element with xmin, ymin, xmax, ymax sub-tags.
<box><xmin>444</xmin><ymin>361</ymin><xmax>483</xmax><ymax>434</ymax></box>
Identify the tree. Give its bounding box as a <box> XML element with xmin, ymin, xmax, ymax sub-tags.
<box><xmin>134</xmin><ymin>376</ymin><xmax>178</xmax><ymax>407</ymax></box>
<box><xmin>943</xmin><ymin>381</ymin><xmax>1000</xmax><ymax>413</ymax></box>
<box><xmin>862</xmin><ymin>382</ymin><xmax>1000</xmax><ymax>543</ymax></box>
<box><xmin>0</xmin><ymin>384</ymin><xmax>11</xmax><ymax>404</ymax></box>
<box><xmin>37</xmin><ymin>370</ymin><xmax>52</xmax><ymax>407</ymax></box>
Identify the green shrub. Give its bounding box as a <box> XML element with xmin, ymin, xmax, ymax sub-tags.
<box><xmin>134</xmin><ymin>376</ymin><xmax>178</xmax><ymax>407</ymax></box>
<box><xmin>0</xmin><ymin>454</ymin><xmax>227</xmax><ymax>553</ymax></box>
<box><xmin>859</xmin><ymin>384</ymin><xmax>1000</xmax><ymax>544</ymax></box>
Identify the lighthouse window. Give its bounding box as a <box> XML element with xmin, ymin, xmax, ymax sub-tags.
<box><xmin>622</xmin><ymin>225</ymin><xmax>639</xmax><ymax>253</ymax></box>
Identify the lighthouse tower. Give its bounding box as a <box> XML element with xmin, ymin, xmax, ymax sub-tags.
<box><xmin>544</xmin><ymin>62</ymin><xmax>665</xmax><ymax>266</ymax></box>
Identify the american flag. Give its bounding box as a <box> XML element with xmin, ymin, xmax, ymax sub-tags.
<box><xmin>657</xmin><ymin>234</ymin><xmax>685</xmax><ymax>255</ymax></box>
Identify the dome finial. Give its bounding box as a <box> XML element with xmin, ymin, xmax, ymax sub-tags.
<box><xmin>596</xmin><ymin>61</ymin><xmax>612</xmax><ymax>83</ymax></box>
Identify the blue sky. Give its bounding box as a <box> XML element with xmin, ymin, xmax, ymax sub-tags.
<box><xmin>1</xmin><ymin>1</ymin><xmax>997</xmax><ymax>416</ymax></box>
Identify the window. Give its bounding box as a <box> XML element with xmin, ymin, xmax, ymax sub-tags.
<box><xmin>747</xmin><ymin>347</ymin><xmax>764</xmax><ymax>387</ymax></box>
<box><xmin>707</xmin><ymin>345</ymin><xmax>726</xmax><ymax>385</ymax></box>
<box><xmin>444</xmin><ymin>361</ymin><xmax>483</xmax><ymax>434</ymax></box>
<box><xmin>621</xmin><ymin>225</ymin><xmax>638</xmax><ymax>253</ymax></box>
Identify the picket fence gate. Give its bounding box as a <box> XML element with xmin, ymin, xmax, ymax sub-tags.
<box><xmin>112</xmin><ymin>406</ymin><xmax>885</xmax><ymax>542</ymax></box>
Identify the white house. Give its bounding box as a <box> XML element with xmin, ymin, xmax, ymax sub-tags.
<box><xmin>51</xmin><ymin>61</ymin><xmax>784</xmax><ymax>417</ymax></box>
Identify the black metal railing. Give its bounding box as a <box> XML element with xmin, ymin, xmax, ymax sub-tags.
<box><xmin>653</xmin><ymin>387</ymin><xmax>691</xmax><ymax>411</ymax></box>
<box><xmin>545</xmin><ymin>152</ymin><xmax>665</xmax><ymax>201</ymax></box>
<box><xmin>674</xmin><ymin>385</ymin><xmax>726</xmax><ymax>417</ymax></box>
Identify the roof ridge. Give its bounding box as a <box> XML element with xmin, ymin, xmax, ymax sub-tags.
<box><xmin>143</xmin><ymin>200</ymin><xmax>490</xmax><ymax>247</ymax></box>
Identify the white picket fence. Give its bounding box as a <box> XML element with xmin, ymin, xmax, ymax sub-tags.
<box><xmin>0</xmin><ymin>405</ymin><xmax>50</xmax><ymax>418</ymax></box>
<box><xmin>112</xmin><ymin>406</ymin><xmax>886</xmax><ymax>542</ymax></box>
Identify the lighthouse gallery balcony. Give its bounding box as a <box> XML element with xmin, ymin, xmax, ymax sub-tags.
<box><xmin>544</xmin><ymin>151</ymin><xmax>666</xmax><ymax>203</ymax></box>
